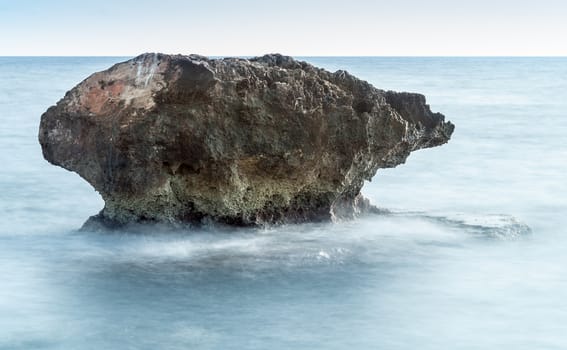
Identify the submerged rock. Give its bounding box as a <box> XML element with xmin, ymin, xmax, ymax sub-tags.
<box><xmin>39</xmin><ymin>53</ymin><xmax>454</xmax><ymax>229</ymax></box>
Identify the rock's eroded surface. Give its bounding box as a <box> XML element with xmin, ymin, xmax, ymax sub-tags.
<box><xmin>39</xmin><ymin>53</ymin><xmax>454</xmax><ymax>229</ymax></box>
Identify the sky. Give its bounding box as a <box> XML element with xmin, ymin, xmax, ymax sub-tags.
<box><xmin>0</xmin><ymin>0</ymin><xmax>566</xmax><ymax>56</ymax></box>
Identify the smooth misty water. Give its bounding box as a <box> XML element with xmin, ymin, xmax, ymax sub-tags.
<box><xmin>1</xmin><ymin>57</ymin><xmax>566</xmax><ymax>349</ymax></box>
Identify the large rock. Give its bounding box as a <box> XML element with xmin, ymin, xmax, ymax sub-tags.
<box><xmin>39</xmin><ymin>53</ymin><xmax>454</xmax><ymax>228</ymax></box>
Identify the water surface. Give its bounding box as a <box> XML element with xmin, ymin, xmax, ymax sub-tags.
<box><xmin>1</xmin><ymin>56</ymin><xmax>566</xmax><ymax>349</ymax></box>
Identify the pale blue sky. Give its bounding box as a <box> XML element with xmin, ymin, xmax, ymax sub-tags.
<box><xmin>1</xmin><ymin>0</ymin><xmax>566</xmax><ymax>56</ymax></box>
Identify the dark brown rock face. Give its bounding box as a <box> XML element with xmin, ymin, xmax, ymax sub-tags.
<box><xmin>39</xmin><ymin>53</ymin><xmax>454</xmax><ymax>229</ymax></box>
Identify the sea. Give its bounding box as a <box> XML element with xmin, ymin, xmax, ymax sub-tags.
<box><xmin>1</xmin><ymin>56</ymin><xmax>566</xmax><ymax>349</ymax></box>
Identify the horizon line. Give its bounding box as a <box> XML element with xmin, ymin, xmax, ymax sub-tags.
<box><xmin>1</xmin><ymin>54</ymin><xmax>567</xmax><ymax>58</ymax></box>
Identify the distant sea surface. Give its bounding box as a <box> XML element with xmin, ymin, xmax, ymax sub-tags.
<box><xmin>1</xmin><ymin>56</ymin><xmax>566</xmax><ymax>349</ymax></box>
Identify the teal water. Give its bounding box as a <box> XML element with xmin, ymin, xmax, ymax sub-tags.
<box><xmin>1</xmin><ymin>57</ymin><xmax>566</xmax><ymax>349</ymax></box>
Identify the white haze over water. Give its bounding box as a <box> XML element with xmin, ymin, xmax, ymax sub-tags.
<box><xmin>1</xmin><ymin>57</ymin><xmax>566</xmax><ymax>349</ymax></box>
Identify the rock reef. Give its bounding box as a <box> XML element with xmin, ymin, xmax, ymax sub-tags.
<box><xmin>39</xmin><ymin>53</ymin><xmax>454</xmax><ymax>229</ymax></box>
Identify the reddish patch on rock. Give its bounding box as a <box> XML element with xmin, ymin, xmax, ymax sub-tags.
<box><xmin>81</xmin><ymin>80</ymin><xmax>126</xmax><ymax>114</ymax></box>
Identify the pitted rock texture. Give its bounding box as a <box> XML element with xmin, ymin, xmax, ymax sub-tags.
<box><xmin>39</xmin><ymin>53</ymin><xmax>454</xmax><ymax>229</ymax></box>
